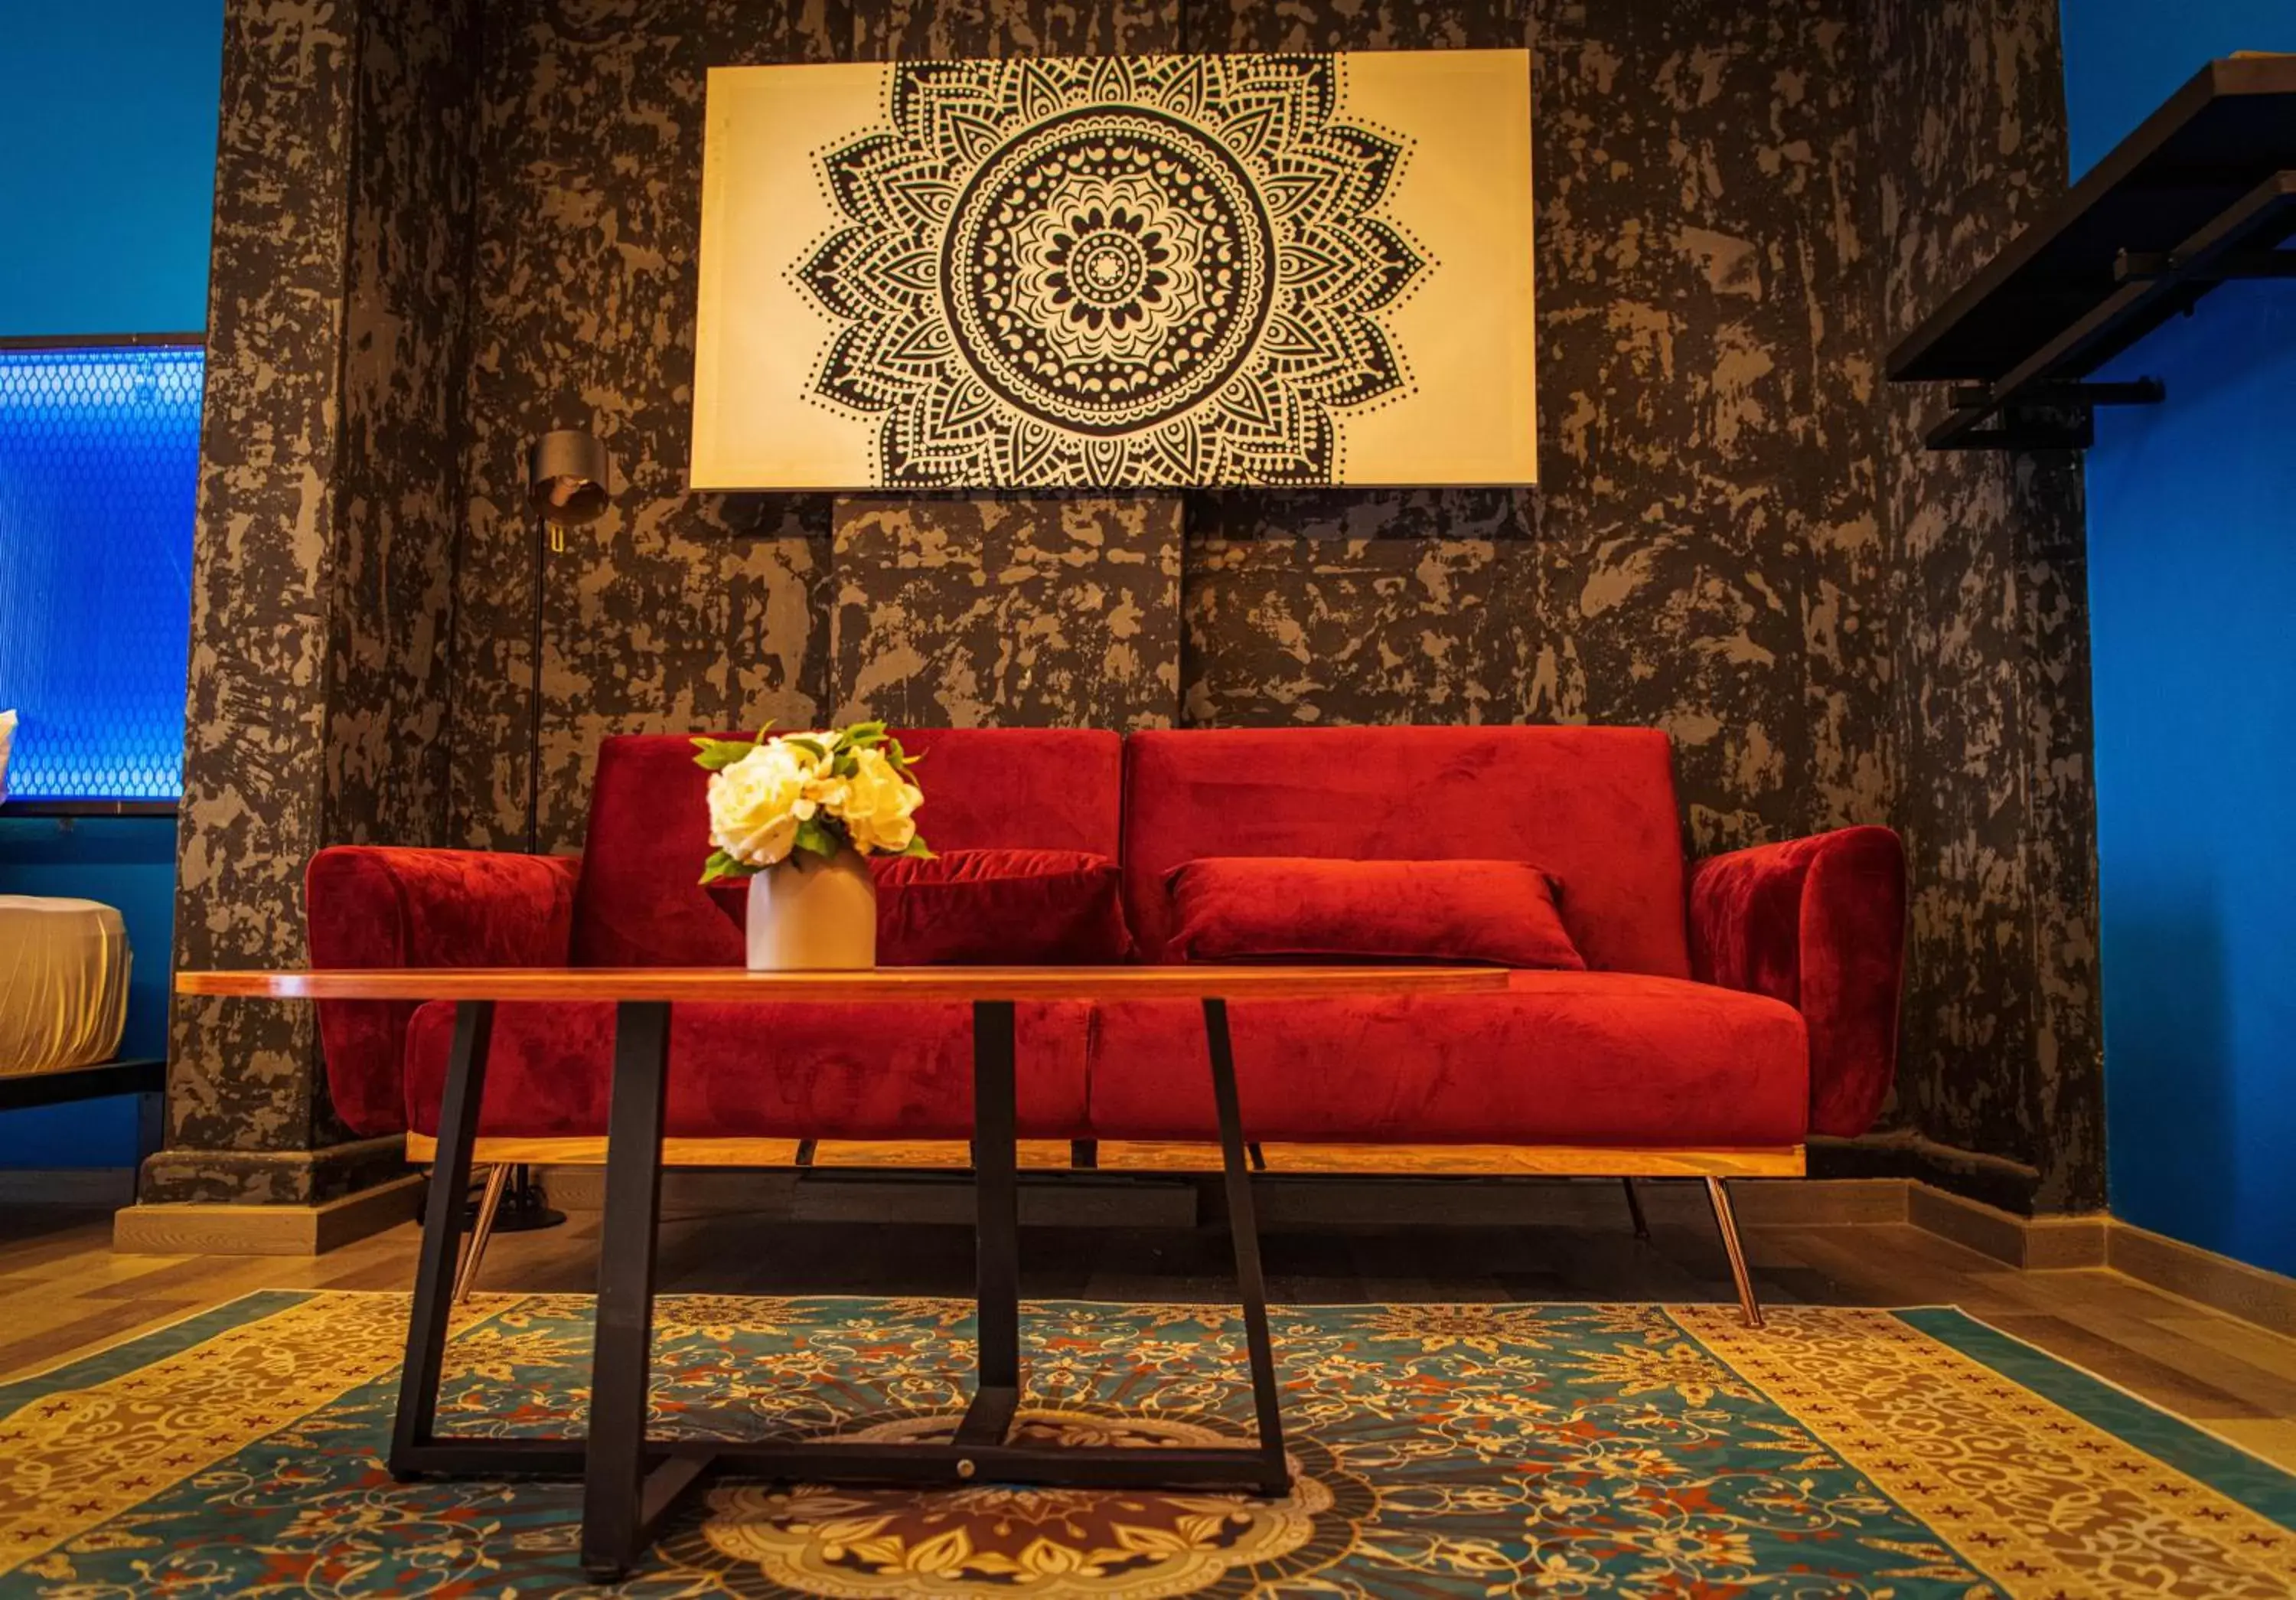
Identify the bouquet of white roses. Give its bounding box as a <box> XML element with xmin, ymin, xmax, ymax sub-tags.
<box><xmin>693</xmin><ymin>721</ymin><xmax>929</xmax><ymax>883</ymax></box>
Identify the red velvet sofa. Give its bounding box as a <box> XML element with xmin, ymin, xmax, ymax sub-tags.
<box><xmin>307</xmin><ymin>726</ymin><xmax>1905</xmax><ymax>1187</ymax></box>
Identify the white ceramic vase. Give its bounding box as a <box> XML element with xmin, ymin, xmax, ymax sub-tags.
<box><xmin>745</xmin><ymin>847</ymin><xmax>877</xmax><ymax>971</ymax></box>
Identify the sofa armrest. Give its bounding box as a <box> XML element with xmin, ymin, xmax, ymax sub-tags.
<box><xmin>305</xmin><ymin>847</ymin><xmax>579</xmax><ymax>1138</ymax></box>
<box><xmin>1688</xmin><ymin>826</ymin><xmax>1905</xmax><ymax>1139</ymax></box>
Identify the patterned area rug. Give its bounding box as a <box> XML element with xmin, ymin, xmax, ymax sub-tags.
<box><xmin>1</xmin><ymin>1293</ymin><xmax>2291</xmax><ymax>1596</ymax></box>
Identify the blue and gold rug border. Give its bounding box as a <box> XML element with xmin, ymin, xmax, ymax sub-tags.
<box><xmin>1675</xmin><ymin>1301</ymin><xmax>2296</xmax><ymax>1595</ymax></box>
<box><xmin>0</xmin><ymin>1288</ymin><xmax>319</xmax><ymax>1399</ymax></box>
<box><xmin>1903</xmin><ymin>1303</ymin><xmax>2296</xmax><ymax>1527</ymax></box>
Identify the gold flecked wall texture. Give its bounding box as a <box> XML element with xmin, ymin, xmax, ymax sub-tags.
<box><xmin>165</xmin><ymin>0</ymin><xmax>482</xmax><ymax>1205</ymax></box>
<box><xmin>165</xmin><ymin>0</ymin><xmax>2102</xmax><ymax>1216</ymax></box>
<box><xmin>1867</xmin><ymin>0</ymin><xmax>2102</xmax><ymax>1216</ymax></box>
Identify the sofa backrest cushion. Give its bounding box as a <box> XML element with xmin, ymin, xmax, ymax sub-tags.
<box><xmin>1121</xmin><ymin>726</ymin><xmax>1692</xmax><ymax>976</ymax></box>
<box><xmin>572</xmin><ymin>728</ymin><xmax>1125</xmax><ymax>967</ymax></box>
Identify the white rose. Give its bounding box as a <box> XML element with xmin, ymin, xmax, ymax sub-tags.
<box><xmin>707</xmin><ymin>739</ymin><xmax>828</xmax><ymax>867</ymax></box>
<box><xmin>833</xmin><ymin>745</ymin><xmax>922</xmax><ymax>855</ymax></box>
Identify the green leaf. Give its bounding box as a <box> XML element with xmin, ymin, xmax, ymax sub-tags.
<box><xmin>697</xmin><ymin>847</ymin><xmax>754</xmax><ymax>885</ymax></box>
<box><xmin>784</xmin><ymin>733</ymin><xmax>829</xmax><ymax>762</ymax></box>
<box><xmin>690</xmin><ymin>736</ymin><xmax>757</xmax><ymax>772</ymax></box>
<box><xmin>833</xmin><ymin>750</ymin><xmax>859</xmax><ymax>778</ymax></box>
<box><xmin>842</xmin><ymin>720</ymin><xmax>888</xmax><ymax>749</ymax></box>
<box><xmin>883</xmin><ymin>736</ymin><xmax>921</xmax><ymax>776</ymax></box>
<box><xmin>897</xmin><ymin>834</ymin><xmax>936</xmax><ymax>859</ymax></box>
<box><xmin>792</xmin><ymin>816</ymin><xmax>842</xmax><ymax>863</ymax></box>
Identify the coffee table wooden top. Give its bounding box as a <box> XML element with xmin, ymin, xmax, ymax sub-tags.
<box><xmin>174</xmin><ymin>965</ymin><xmax>1514</xmax><ymax>1004</ymax></box>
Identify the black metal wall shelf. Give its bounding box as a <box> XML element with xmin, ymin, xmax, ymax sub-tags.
<box><xmin>1887</xmin><ymin>55</ymin><xmax>2296</xmax><ymax>451</ymax></box>
<box><xmin>0</xmin><ymin>798</ymin><xmax>179</xmax><ymax>819</ymax></box>
<box><xmin>0</xmin><ymin>1059</ymin><xmax>165</xmax><ymax>1113</ymax></box>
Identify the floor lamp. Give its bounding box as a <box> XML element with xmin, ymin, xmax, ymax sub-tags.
<box><xmin>465</xmin><ymin>428</ymin><xmax>613</xmax><ymax>1251</ymax></box>
<box><xmin>523</xmin><ymin>428</ymin><xmax>612</xmax><ymax>852</ymax></box>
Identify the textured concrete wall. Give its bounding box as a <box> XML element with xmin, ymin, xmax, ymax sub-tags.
<box><xmin>325</xmin><ymin>2</ymin><xmax>483</xmax><ymax>854</ymax></box>
<box><xmin>162</xmin><ymin>0</ymin><xmax>481</xmax><ymax>1203</ymax></box>
<box><xmin>445</xmin><ymin>0</ymin><xmax>1186</xmax><ymax>855</ymax></box>
<box><xmin>1867</xmin><ymin>0</ymin><xmax>2104</xmax><ymax>1213</ymax></box>
<box><xmin>448</xmin><ymin>0</ymin><xmax>1893</xmax><ymax>863</ymax></box>
<box><xmin>175</xmin><ymin>0</ymin><xmax>2102</xmax><ymax>1212</ymax></box>
<box><xmin>831</xmin><ymin>498</ymin><xmax>1183</xmax><ymax>730</ymax></box>
<box><xmin>1183</xmin><ymin>0</ymin><xmax>1892</xmax><ymax>873</ymax></box>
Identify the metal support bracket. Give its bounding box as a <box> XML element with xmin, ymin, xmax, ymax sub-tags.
<box><xmin>1949</xmin><ymin>380</ymin><xmax>2165</xmax><ymax>410</ymax></box>
<box><xmin>1923</xmin><ymin>168</ymin><xmax>2296</xmax><ymax>450</ymax></box>
<box><xmin>2115</xmin><ymin>247</ymin><xmax>2296</xmax><ymax>283</ymax></box>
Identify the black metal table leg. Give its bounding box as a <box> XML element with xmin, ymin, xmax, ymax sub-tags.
<box><xmin>386</xmin><ymin>985</ymin><xmax>1295</xmax><ymax>1578</ymax></box>
<box><xmin>956</xmin><ymin>1000</ymin><xmax>1022</xmax><ymax>1446</ymax></box>
<box><xmin>581</xmin><ymin>1000</ymin><xmax>702</xmax><ymax>1581</ymax></box>
<box><xmin>390</xmin><ymin>1000</ymin><xmax>493</xmax><ymax>1477</ymax></box>
<box><xmin>1202</xmin><ymin>998</ymin><xmax>1291</xmax><ymax>1494</ymax></box>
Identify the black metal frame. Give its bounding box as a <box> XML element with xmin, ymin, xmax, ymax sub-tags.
<box><xmin>0</xmin><ymin>1057</ymin><xmax>168</xmax><ymax>1171</ymax></box>
<box><xmin>385</xmin><ymin>992</ymin><xmax>1290</xmax><ymax>1582</ymax></box>
<box><xmin>1917</xmin><ymin>171</ymin><xmax>2296</xmax><ymax>450</ymax></box>
<box><xmin>0</xmin><ymin>1056</ymin><xmax>163</xmax><ymax>1112</ymax></box>
<box><xmin>0</xmin><ymin>331</ymin><xmax>205</xmax><ymax>351</ymax></box>
<box><xmin>1881</xmin><ymin>56</ymin><xmax>2296</xmax><ymax>452</ymax></box>
<box><xmin>0</xmin><ymin>798</ymin><xmax>180</xmax><ymax>818</ymax></box>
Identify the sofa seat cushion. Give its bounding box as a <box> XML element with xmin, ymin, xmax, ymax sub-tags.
<box><xmin>403</xmin><ymin>998</ymin><xmax>1092</xmax><ymax>1141</ymax></box>
<box><xmin>1088</xmin><ymin>971</ymin><xmax>1808</xmax><ymax>1145</ymax></box>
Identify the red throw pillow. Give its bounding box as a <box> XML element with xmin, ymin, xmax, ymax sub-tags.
<box><xmin>1165</xmin><ymin>857</ymin><xmax>1585</xmax><ymax>969</ymax></box>
<box><xmin>709</xmin><ymin>849</ymin><xmax>1132</xmax><ymax>965</ymax></box>
<box><xmin>876</xmin><ymin>849</ymin><xmax>1132</xmax><ymax>965</ymax></box>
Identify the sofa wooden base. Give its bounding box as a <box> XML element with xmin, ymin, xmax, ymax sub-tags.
<box><xmin>405</xmin><ymin>1134</ymin><xmax>1806</xmax><ymax>1180</ymax></box>
<box><xmin>416</xmin><ymin>1135</ymin><xmax>1790</xmax><ymax>1327</ymax></box>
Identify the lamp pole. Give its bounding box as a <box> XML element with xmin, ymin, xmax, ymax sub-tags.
<box><xmin>524</xmin><ymin>507</ymin><xmax>549</xmax><ymax>856</ymax></box>
<box><xmin>481</xmin><ymin>428</ymin><xmax>612</xmax><ymax>1238</ymax></box>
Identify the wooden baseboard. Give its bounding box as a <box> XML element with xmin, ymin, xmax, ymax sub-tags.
<box><xmin>1907</xmin><ymin>1183</ymin><xmax>2110</xmax><ymax>1269</ymax></box>
<box><xmin>111</xmin><ymin>1173</ymin><xmax>425</xmax><ymax>1256</ymax></box>
<box><xmin>407</xmin><ymin>1133</ymin><xmax>1804</xmax><ymax>1179</ymax></box>
<box><xmin>2108</xmin><ymin>1220</ymin><xmax>2296</xmax><ymax>1340</ymax></box>
<box><xmin>0</xmin><ymin>1167</ymin><xmax>138</xmax><ymax>1207</ymax></box>
<box><xmin>1890</xmin><ymin>1184</ymin><xmax>2296</xmax><ymax>1340</ymax></box>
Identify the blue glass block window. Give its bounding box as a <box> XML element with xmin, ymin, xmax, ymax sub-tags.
<box><xmin>0</xmin><ymin>344</ymin><xmax>202</xmax><ymax>800</ymax></box>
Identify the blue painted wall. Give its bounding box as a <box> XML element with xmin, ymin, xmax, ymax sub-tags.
<box><xmin>0</xmin><ymin>3</ymin><xmax>221</xmax><ymax>1167</ymax></box>
<box><xmin>2061</xmin><ymin>3</ymin><xmax>2296</xmax><ymax>1274</ymax></box>
<box><xmin>0</xmin><ymin>5</ymin><xmax>223</xmax><ymax>335</ymax></box>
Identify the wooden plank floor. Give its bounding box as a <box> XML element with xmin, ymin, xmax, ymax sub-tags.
<box><xmin>2</xmin><ymin>1177</ymin><xmax>2291</xmax><ymax>1470</ymax></box>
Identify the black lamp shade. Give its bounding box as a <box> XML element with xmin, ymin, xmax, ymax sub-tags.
<box><xmin>527</xmin><ymin>429</ymin><xmax>612</xmax><ymax>526</ymax></box>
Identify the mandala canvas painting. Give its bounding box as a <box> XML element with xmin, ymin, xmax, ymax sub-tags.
<box><xmin>691</xmin><ymin>52</ymin><xmax>1537</xmax><ymax>489</ymax></box>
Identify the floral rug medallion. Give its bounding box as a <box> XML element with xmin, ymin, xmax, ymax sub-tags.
<box><xmin>0</xmin><ymin>1292</ymin><xmax>2290</xmax><ymax>1596</ymax></box>
<box><xmin>669</xmin><ymin>1415</ymin><xmax>1357</xmax><ymax>1596</ymax></box>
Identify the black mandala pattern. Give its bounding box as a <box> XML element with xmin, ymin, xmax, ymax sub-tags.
<box><xmin>796</xmin><ymin>56</ymin><xmax>1429</xmax><ymax>487</ymax></box>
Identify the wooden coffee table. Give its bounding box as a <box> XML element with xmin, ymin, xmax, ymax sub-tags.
<box><xmin>177</xmin><ymin>964</ymin><xmax>1510</xmax><ymax>1578</ymax></box>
